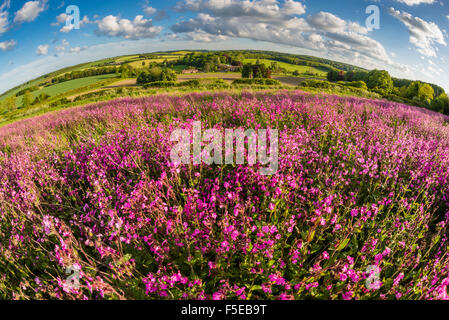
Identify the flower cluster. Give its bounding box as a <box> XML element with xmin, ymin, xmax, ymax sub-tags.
<box><xmin>0</xmin><ymin>90</ymin><xmax>448</xmax><ymax>300</ymax></box>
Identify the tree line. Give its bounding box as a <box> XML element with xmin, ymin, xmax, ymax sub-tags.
<box><xmin>136</xmin><ymin>67</ymin><xmax>177</xmax><ymax>85</ymax></box>
<box><xmin>327</xmin><ymin>69</ymin><xmax>449</xmax><ymax>115</ymax></box>
<box><xmin>176</xmin><ymin>52</ymin><xmax>243</xmax><ymax>72</ymax></box>
<box><xmin>50</xmin><ymin>66</ymin><xmax>118</xmax><ymax>85</ymax></box>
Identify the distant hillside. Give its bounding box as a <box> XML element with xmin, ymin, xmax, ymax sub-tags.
<box><xmin>0</xmin><ymin>49</ymin><xmax>445</xmax><ymax>127</ymax></box>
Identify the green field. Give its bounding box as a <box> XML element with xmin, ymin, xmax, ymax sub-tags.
<box><xmin>127</xmin><ymin>57</ymin><xmax>179</xmax><ymax>69</ymax></box>
<box><xmin>8</xmin><ymin>74</ymin><xmax>119</xmax><ymax>106</ymax></box>
<box><xmin>0</xmin><ymin>50</ymin><xmax>370</xmax><ymax>127</ymax></box>
<box><xmin>0</xmin><ymin>78</ymin><xmax>45</xmax><ymax>103</ymax></box>
<box><xmin>243</xmin><ymin>59</ymin><xmax>328</xmax><ymax>77</ymax></box>
<box><xmin>32</xmin><ymin>74</ymin><xmax>118</xmax><ymax>98</ymax></box>
<box><xmin>114</xmin><ymin>55</ymin><xmax>140</xmax><ymax>63</ymax></box>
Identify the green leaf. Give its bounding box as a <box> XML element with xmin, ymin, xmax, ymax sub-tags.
<box><xmin>336</xmin><ymin>238</ymin><xmax>350</xmax><ymax>251</ymax></box>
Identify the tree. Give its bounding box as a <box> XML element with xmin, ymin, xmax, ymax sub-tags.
<box><xmin>327</xmin><ymin>69</ymin><xmax>339</xmax><ymax>82</ymax></box>
<box><xmin>399</xmin><ymin>85</ymin><xmax>408</xmax><ymax>98</ymax></box>
<box><xmin>203</xmin><ymin>62</ymin><xmax>212</xmax><ymax>73</ymax></box>
<box><xmin>5</xmin><ymin>96</ymin><xmax>16</xmax><ymax>111</ymax></box>
<box><xmin>344</xmin><ymin>71</ymin><xmax>355</xmax><ymax>82</ymax></box>
<box><xmin>119</xmin><ymin>64</ymin><xmax>134</xmax><ymax>78</ymax></box>
<box><xmin>365</xmin><ymin>70</ymin><xmax>393</xmax><ymax>95</ymax></box>
<box><xmin>136</xmin><ymin>67</ymin><xmax>177</xmax><ymax>84</ymax></box>
<box><xmin>352</xmin><ymin>71</ymin><xmax>368</xmax><ymax>82</ymax></box>
<box><xmin>241</xmin><ymin>63</ymin><xmax>271</xmax><ymax>79</ymax></box>
<box><xmin>269</xmin><ymin>62</ymin><xmax>280</xmax><ymax>73</ymax></box>
<box><xmin>242</xmin><ymin>64</ymin><xmax>252</xmax><ymax>78</ymax></box>
<box><xmin>22</xmin><ymin>91</ymin><xmax>32</xmax><ymax>108</ymax></box>
<box><xmin>417</xmin><ymin>83</ymin><xmax>434</xmax><ymax>103</ymax></box>
<box><xmin>430</xmin><ymin>93</ymin><xmax>449</xmax><ymax>114</ymax></box>
<box><xmin>32</xmin><ymin>93</ymin><xmax>50</xmax><ymax>105</ymax></box>
<box><xmin>406</xmin><ymin>81</ymin><xmax>434</xmax><ymax>103</ymax></box>
<box><xmin>406</xmin><ymin>81</ymin><xmax>420</xmax><ymax>99</ymax></box>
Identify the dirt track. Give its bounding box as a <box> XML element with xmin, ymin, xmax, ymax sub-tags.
<box><xmin>67</xmin><ymin>79</ymin><xmax>138</xmax><ymax>101</ymax></box>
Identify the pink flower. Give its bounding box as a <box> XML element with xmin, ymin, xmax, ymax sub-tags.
<box><xmin>374</xmin><ymin>253</ymin><xmax>383</xmax><ymax>263</ymax></box>
<box><xmin>393</xmin><ymin>273</ymin><xmax>404</xmax><ymax>286</ymax></box>
<box><xmin>347</xmin><ymin>255</ymin><xmax>354</xmax><ymax>265</ymax></box>
<box><xmin>305</xmin><ymin>282</ymin><xmax>319</xmax><ymax>290</ymax></box>
<box><xmin>342</xmin><ymin>291</ymin><xmax>353</xmax><ymax>300</ymax></box>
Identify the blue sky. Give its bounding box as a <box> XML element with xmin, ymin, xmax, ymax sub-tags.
<box><xmin>0</xmin><ymin>0</ymin><xmax>448</xmax><ymax>94</ymax></box>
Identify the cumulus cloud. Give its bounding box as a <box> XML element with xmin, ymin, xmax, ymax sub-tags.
<box><xmin>96</xmin><ymin>15</ymin><xmax>163</xmax><ymax>39</ymax></box>
<box><xmin>170</xmin><ymin>1</ymin><xmax>399</xmax><ymax>71</ymax></box>
<box><xmin>395</xmin><ymin>0</ymin><xmax>436</xmax><ymax>5</ymax></box>
<box><xmin>36</xmin><ymin>44</ymin><xmax>49</xmax><ymax>55</ymax></box>
<box><xmin>144</xmin><ymin>6</ymin><xmax>157</xmax><ymax>16</ymax></box>
<box><xmin>306</xmin><ymin>12</ymin><xmax>346</xmax><ymax>32</ymax></box>
<box><xmin>0</xmin><ymin>0</ymin><xmax>9</xmax><ymax>34</ymax></box>
<box><xmin>51</xmin><ymin>12</ymin><xmax>67</xmax><ymax>26</ymax></box>
<box><xmin>0</xmin><ymin>39</ymin><xmax>15</xmax><ymax>51</ymax></box>
<box><xmin>175</xmin><ymin>0</ymin><xmax>305</xmax><ymax>20</ymax></box>
<box><xmin>389</xmin><ymin>7</ymin><xmax>446</xmax><ymax>57</ymax></box>
<box><xmin>14</xmin><ymin>1</ymin><xmax>46</xmax><ymax>24</ymax></box>
<box><xmin>183</xmin><ymin>30</ymin><xmax>229</xmax><ymax>42</ymax></box>
<box><xmin>59</xmin><ymin>15</ymin><xmax>90</xmax><ymax>33</ymax></box>
<box><xmin>282</xmin><ymin>0</ymin><xmax>306</xmax><ymax>15</ymax></box>
<box><xmin>0</xmin><ymin>11</ymin><xmax>7</xmax><ymax>34</ymax></box>
<box><xmin>306</xmin><ymin>12</ymin><xmax>369</xmax><ymax>34</ymax></box>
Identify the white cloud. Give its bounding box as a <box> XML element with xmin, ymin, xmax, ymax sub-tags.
<box><xmin>183</xmin><ymin>30</ymin><xmax>229</xmax><ymax>42</ymax></box>
<box><xmin>389</xmin><ymin>7</ymin><xmax>446</xmax><ymax>57</ymax></box>
<box><xmin>59</xmin><ymin>15</ymin><xmax>89</xmax><ymax>33</ymax></box>
<box><xmin>395</xmin><ymin>0</ymin><xmax>436</xmax><ymax>5</ymax></box>
<box><xmin>55</xmin><ymin>39</ymin><xmax>69</xmax><ymax>52</ymax></box>
<box><xmin>144</xmin><ymin>6</ymin><xmax>157</xmax><ymax>16</ymax></box>
<box><xmin>306</xmin><ymin>12</ymin><xmax>369</xmax><ymax>35</ymax></box>
<box><xmin>51</xmin><ymin>12</ymin><xmax>67</xmax><ymax>26</ymax></box>
<box><xmin>36</xmin><ymin>44</ymin><xmax>49</xmax><ymax>55</ymax></box>
<box><xmin>69</xmin><ymin>46</ymin><xmax>88</xmax><ymax>53</ymax></box>
<box><xmin>0</xmin><ymin>39</ymin><xmax>15</xmax><ymax>51</ymax></box>
<box><xmin>306</xmin><ymin>12</ymin><xmax>346</xmax><ymax>33</ymax></box>
<box><xmin>14</xmin><ymin>1</ymin><xmax>46</xmax><ymax>24</ymax></box>
<box><xmin>171</xmin><ymin>3</ymin><xmax>397</xmax><ymax>72</ymax></box>
<box><xmin>96</xmin><ymin>15</ymin><xmax>163</xmax><ymax>39</ymax></box>
<box><xmin>175</xmin><ymin>0</ymin><xmax>306</xmax><ymax>19</ymax></box>
<box><xmin>0</xmin><ymin>1</ymin><xmax>8</xmax><ymax>35</ymax></box>
<box><xmin>0</xmin><ymin>37</ymin><xmax>429</xmax><ymax>96</ymax></box>
<box><xmin>281</xmin><ymin>0</ymin><xmax>306</xmax><ymax>15</ymax></box>
<box><xmin>0</xmin><ymin>12</ymin><xmax>7</xmax><ymax>34</ymax></box>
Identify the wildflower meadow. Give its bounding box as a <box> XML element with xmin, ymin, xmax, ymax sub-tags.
<box><xmin>0</xmin><ymin>90</ymin><xmax>448</xmax><ymax>300</ymax></box>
